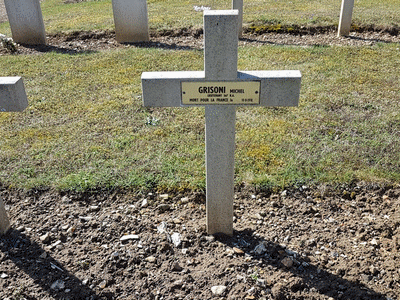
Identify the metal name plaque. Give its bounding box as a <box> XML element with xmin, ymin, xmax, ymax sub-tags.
<box><xmin>181</xmin><ymin>81</ymin><xmax>260</xmax><ymax>105</ymax></box>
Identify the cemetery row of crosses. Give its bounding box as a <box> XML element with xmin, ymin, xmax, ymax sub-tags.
<box><xmin>3</xmin><ymin>0</ymin><xmax>355</xmax><ymax>46</ymax></box>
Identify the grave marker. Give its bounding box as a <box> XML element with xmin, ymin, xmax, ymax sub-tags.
<box><xmin>112</xmin><ymin>0</ymin><xmax>149</xmax><ymax>43</ymax></box>
<box><xmin>141</xmin><ymin>10</ymin><xmax>301</xmax><ymax>235</ymax></box>
<box><xmin>338</xmin><ymin>0</ymin><xmax>355</xmax><ymax>36</ymax></box>
<box><xmin>0</xmin><ymin>77</ymin><xmax>28</xmax><ymax>235</ymax></box>
<box><xmin>232</xmin><ymin>0</ymin><xmax>243</xmax><ymax>37</ymax></box>
<box><xmin>4</xmin><ymin>0</ymin><xmax>46</xmax><ymax>45</ymax></box>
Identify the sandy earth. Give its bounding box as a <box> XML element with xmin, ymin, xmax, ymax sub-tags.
<box><xmin>0</xmin><ymin>184</ymin><xmax>399</xmax><ymax>299</ymax></box>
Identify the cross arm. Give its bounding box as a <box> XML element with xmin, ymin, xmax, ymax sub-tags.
<box><xmin>141</xmin><ymin>70</ymin><xmax>301</xmax><ymax>107</ymax></box>
<box><xmin>238</xmin><ymin>70</ymin><xmax>301</xmax><ymax>107</ymax></box>
<box><xmin>0</xmin><ymin>77</ymin><xmax>28</xmax><ymax>112</ymax></box>
<box><xmin>142</xmin><ymin>71</ymin><xmax>205</xmax><ymax>107</ymax></box>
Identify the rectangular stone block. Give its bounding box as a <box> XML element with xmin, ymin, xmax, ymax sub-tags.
<box><xmin>338</xmin><ymin>0</ymin><xmax>355</xmax><ymax>36</ymax></box>
<box><xmin>0</xmin><ymin>77</ymin><xmax>28</xmax><ymax>112</ymax></box>
<box><xmin>4</xmin><ymin>0</ymin><xmax>46</xmax><ymax>45</ymax></box>
<box><xmin>112</xmin><ymin>0</ymin><xmax>149</xmax><ymax>43</ymax></box>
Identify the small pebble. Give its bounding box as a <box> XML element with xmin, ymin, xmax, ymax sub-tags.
<box><xmin>51</xmin><ymin>280</ymin><xmax>65</xmax><ymax>291</ymax></box>
<box><xmin>120</xmin><ymin>234</ymin><xmax>140</xmax><ymax>242</ymax></box>
<box><xmin>211</xmin><ymin>285</ymin><xmax>227</xmax><ymax>296</ymax></box>
<box><xmin>172</xmin><ymin>262</ymin><xmax>183</xmax><ymax>271</ymax></box>
<box><xmin>145</xmin><ymin>256</ymin><xmax>157</xmax><ymax>263</ymax></box>
<box><xmin>281</xmin><ymin>257</ymin><xmax>294</xmax><ymax>268</ymax></box>
<box><xmin>99</xmin><ymin>280</ymin><xmax>107</xmax><ymax>289</ymax></box>
<box><xmin>233</xmin><ymin>247</ymin><xmax>244</xmax><ymax>254</ymax></box>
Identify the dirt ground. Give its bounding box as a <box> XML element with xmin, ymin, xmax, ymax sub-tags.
<box><xmin>1</xmin><ymin>184</ymin><xmax>400</xmax><ymax>300</ymax></box>
<box><xmin>0</xmin><ymin>26</ymin><xmax>400</xmax><ymax>56</ymax></box>
<box><xmin>1</xmin><ymin>2</ymin><xmax>400</xmax><ymax>299</ymax></box>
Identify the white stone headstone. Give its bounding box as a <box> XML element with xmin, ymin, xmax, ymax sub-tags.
<box><xmin>112</xmin><ymin>0</ymin><xmax>149</xmax><ymax>43</ymax></box>
<box><xmin>0</xmin><ymin>76</ymin><xmax>28</xmax><ymax>235</ymax></box>
<box><xmin>338</xmin><ymin>0</ymin><xmax>355</xmax><ymax>36</ymax></box>
<box><xmin>4</xmin><ymin>0</ymin><xmax>46</xmax><ymax>45</ymax></box>
<box><xmin>141</xmin><ymin>10</ymin><xmax>301</xmax><ymax>236</ymax></box>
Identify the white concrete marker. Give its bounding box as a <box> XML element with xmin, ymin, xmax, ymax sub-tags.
<box><xmin>112</xmin><ymin>0</ymin><xmax>149</xmax><ymax>43</ymax></box>
<box><xmin>4</xmin><ymin>0</ymin><xmax>46</xmax><ymax>45</ymax></box>
<box><xmin>0</xmin><ymin>77</ymin><xmax>28</xmax><ymax>112</ymax></box>
<box><xmin>0</xmin><ymin>77</ymin><xmax>28</xmax><ymax>234</ymax></box>
<box><xmin>141</xmin><ymin>10</ymin><xmax>301</xmax><ymax>236</ymax></box>
<box><xmin>338</xmin><ymin>0</ymin><xmax>355</xmax><ymax>36</ymax></box>
<box><xmin>232</xmin><ymin>0</ymin><xmax>243</xmax><ymax>37</ymax></box>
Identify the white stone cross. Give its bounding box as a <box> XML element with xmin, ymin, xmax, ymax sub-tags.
<box><xmin>338</xmin><ymin>0</ymin><xmax>355</xmax><ymax>36</ymax></box>
<box><xmin>141</xmin><ymin>10</ymin><xmax>301</xmax><ymax>235</ymax></box>
<box><xmin>4</xmin><ymin>0</ymin><xmax>46</xmax><ymax>45</ymax></box>
<box><xmin>0</xmin><ymin>77</ymin><xmax>28</xmax><ymax>235</ymax></box>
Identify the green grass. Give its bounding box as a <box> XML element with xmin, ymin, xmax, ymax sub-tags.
<box><xmin>0</xmin><ymin>0</ymin><xmax>399</xmax><ymax>192</ymax></box>
<box><xmin>1</xmin><ymin>43</ymin><xmax>399</xmax><ymax>191</ymax></box>
<box><xmin>1</xmin><ymin>0</ymin><xmax>399</xmax><ymax>35</ymax></box>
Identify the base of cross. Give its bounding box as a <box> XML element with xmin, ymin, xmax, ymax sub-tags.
<box><xmin>0</xmin><ymin>198</ymin><xmax>11</xmax><ymax>235</ymax></box>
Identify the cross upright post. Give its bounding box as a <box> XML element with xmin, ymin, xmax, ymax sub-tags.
<box><xmin>0</xmin><ymin>77</ymin><xmax>28</xmax><ymax>235</ymax></box>
<box><xmin>204</xmin><ymin>11</ymin><xmax>238</xmax><ymax>235</ymax></box>
<box><xmin>141</xmin><ymin>10</ymin><xmax>301</xmax><ymax>236</ymax></box>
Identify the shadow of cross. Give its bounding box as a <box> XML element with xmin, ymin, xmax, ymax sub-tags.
<box><xmin>0</xmin><ymin>77</ymin><xmax>28</xmax><ymax>235</ymax></box>
<box><xmin>141</xmin><ymin>10</ymin><xmax>301</xmax><ymax>236</ymax></box>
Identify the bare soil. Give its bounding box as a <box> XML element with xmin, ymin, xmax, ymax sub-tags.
<box><xmin>0</xmin><ymin>27</ymin><xmax>399</xmax><ymax>56</ymax></box>
<box><xmin>1</xmin><ymin>184</ymin><xmax>400</xmax><ymax>300</ymax></box>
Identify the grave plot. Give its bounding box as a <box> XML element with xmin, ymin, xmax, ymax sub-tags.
<box><xmin>1</xmin><ymin>186</ymin><xmax>399</xmax><ymax>299</ymax></box>
<box><xmin>142</xmin><ymin>10</ymin><xmax>301</xmax><ymax>235</ymax></box>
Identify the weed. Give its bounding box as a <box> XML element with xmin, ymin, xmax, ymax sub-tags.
<box><xmin>0</xmin><ymin>35</ymin><xmax>18</xmax><ymax>53</ymax></box>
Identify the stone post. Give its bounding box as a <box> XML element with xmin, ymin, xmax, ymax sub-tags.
<box><xmin>112</xmin><ymin>0</ymin><xmax>150</xmax><ymax>43</ymax></box>
<box><xmin>203</xmin><ymin>11</ymin><xmax>239</xmax><ymax>236</ymax></box>
<box><xmin>4</xmin><ymin>0</ymin><xmax>46</xmax><ymax>45</ymax></box>
<box><xmin>232</xmin><ymin>0</ymin><xmax>243</xmax><ymax>37</ymax></box>
<box><xmin>338</xmin><ymin>0</ymin><xmax>355</xmax><ymax>36</ymax></box>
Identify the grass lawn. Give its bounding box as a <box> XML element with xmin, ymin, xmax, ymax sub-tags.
<box><xmin>0</xmin><ymin>0</ymin><xmax>399</xmax><ymax>192</ymax></box>
<box><xmin>1</xmin><ymin>0</ymin><xmax>400</xmax><ymax>35</ymax></box>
